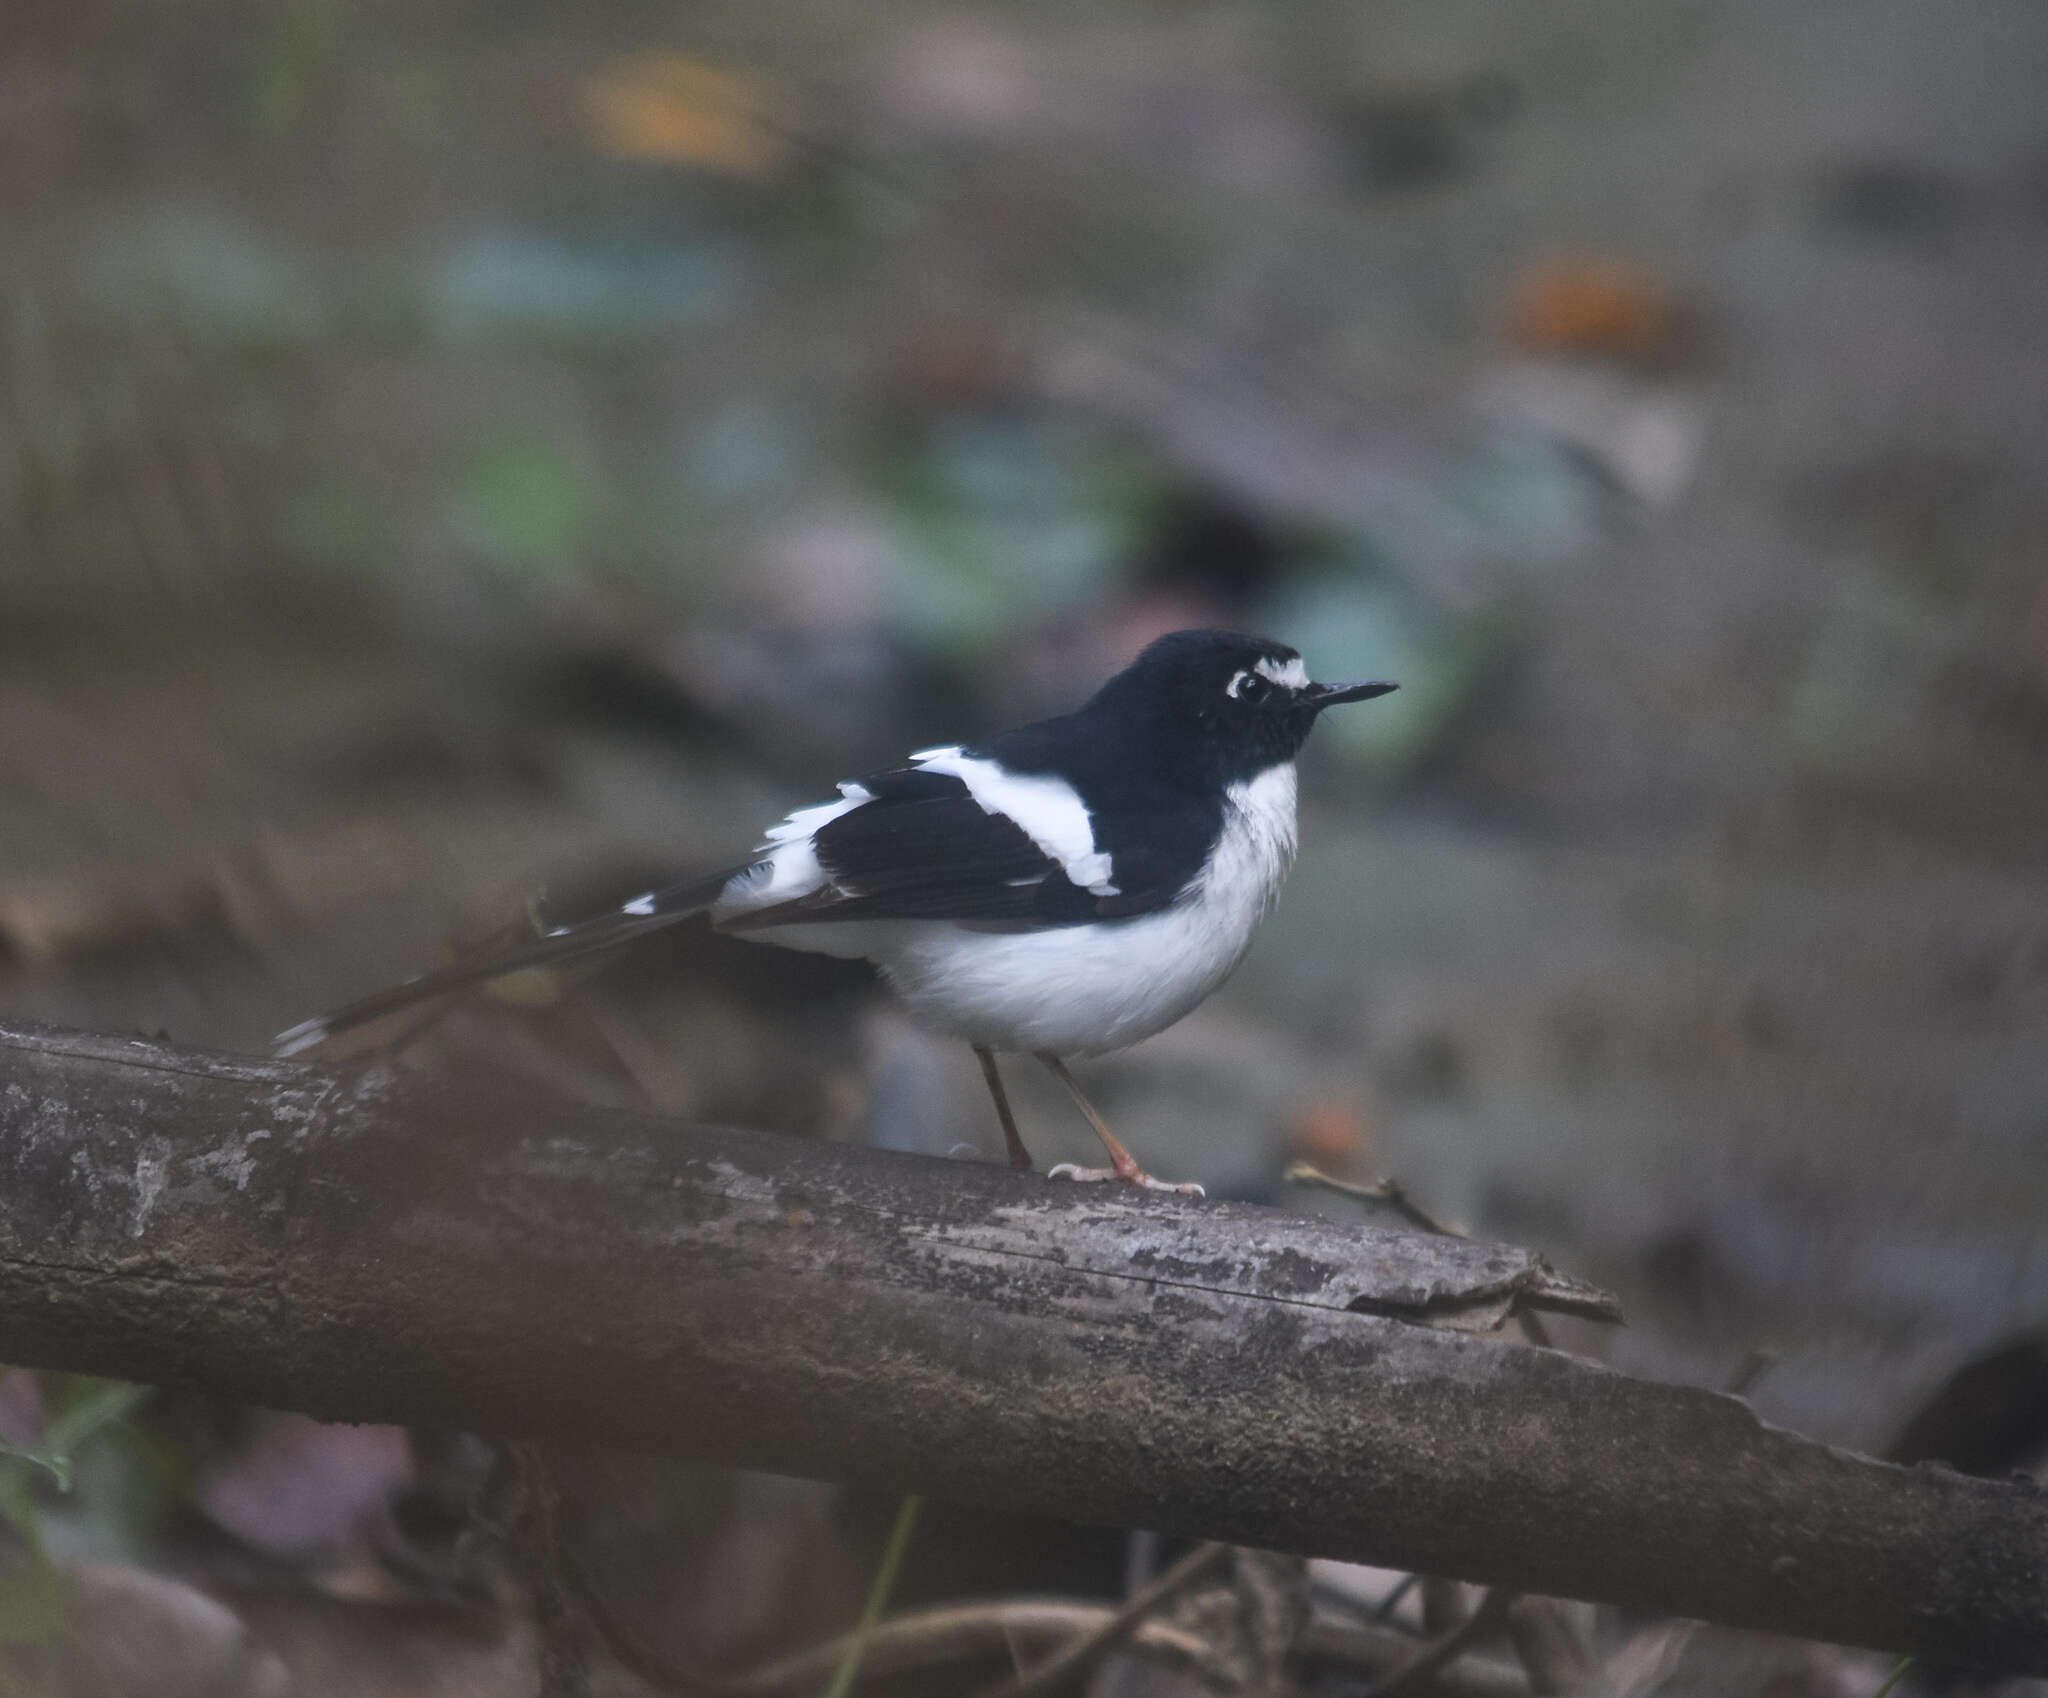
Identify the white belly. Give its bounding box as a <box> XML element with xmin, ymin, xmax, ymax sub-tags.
<box><xmin>745</xmin><ymin>764</ymin><xmax>1300</xmax><ymax>1057</ymax></box>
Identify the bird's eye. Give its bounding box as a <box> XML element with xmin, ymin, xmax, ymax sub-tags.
<box><xmin>1228</xmin><ymin>671</ymin><xmax>1268</xmax><ymax>703</ymax></box>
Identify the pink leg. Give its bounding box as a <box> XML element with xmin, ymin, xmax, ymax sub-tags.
<box><xmin>1035</xmin><ymin>1053</ymin><xmax>1205</xmax><ymax>1197</ymax></box>
<box><xmin>973</xmin><ymin>1045</ymin><xmax>1034</xmax><ymax>1170</ymax></box>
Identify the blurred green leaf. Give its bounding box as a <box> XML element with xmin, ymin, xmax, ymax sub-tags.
<box><xmin>686</xmin><ymin>404</ymin><xmax>801</xmax><ymax>507</ymax></box>
<box><xmin>453</xmin><ymin>440</ymin><xmax>594</xmax><ymax>573</ymax></box>
<box><xmin>277</xmin><ymin>475</ymin><xmax>393</xmax><ymax>572</ymax></box>
<box><xmin>0</xmin><ymin>1381</ymin><xmax>149</xmax><ymax>1497</ymax></box>
<box><xmin>0</xmin><ymin>1560</ymin><xmax>71</xmax><ymax>1649</ymax></box>
<box><xmin>821</xmin><ymin>1494</ymin><xmax>921</xmax><ymax>1698</ymax></box>
<box><xmin>0</xmin><ymin>1471</ymin><xmax>44</xmax><ymax>1561</ymax></box>
<box><xmin>255</xmin><ymin>0</ymin><xmax>344</xmax><ymax>136</ymax></box>
<box><xmin>432</xmin><ymin>232</ymin><xmax>738</xmax><ymax>339</ymax></box>
<box><xmin>80</xmin><ymin>207</ymin><xmax>328</xmax><ymax>345</ymax></box>
<box><xmin>1265</xmin><ymin>555</ymin><xmax>1504</xmax><ymax>774</ymax></box>
<box><xmin>883</xmin><ymin>414</ymin><xmax>1159</xmax><ymax>655</ymax></box>
<box><xmin>41</xmin><ymin>1424</ymin><xmax>175</xmax><ymax>1567</ymax></box>
<box><xmin>0</xmin><ymin>1380</ymin><xmax>166</xmax><ymax>1574</ymax></box>
<box><xmin>387</xmin><ymin>53</ymin><xmax>453</xmax><ymax>145</ymax></box>
<box><xmin>1446</xmin><ymin>429</ymin><xmax>1605</xmax><ymax>565</ymax></box>
<box><xmin>1784</xmin><ymin>572</ymin><xmax>1969</xmax><ymax>762</ymax></box>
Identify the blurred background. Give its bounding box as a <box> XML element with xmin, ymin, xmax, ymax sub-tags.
<box><xmin>1</xmin><ymin>0</ymin><xmax>2046</xmax><ymax>1691</ymax></box>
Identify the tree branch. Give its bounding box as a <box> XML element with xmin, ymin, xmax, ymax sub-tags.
<box><xmin>0</xmin><ymin>1020</ymin><xmax>2042</xmax><ymax>1670</ymax></box>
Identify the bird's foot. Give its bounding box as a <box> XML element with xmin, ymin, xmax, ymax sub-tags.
<box><xmin>1047</xmin><ymin>1162</ymin><xmax>1206</xmax><ymax>1197</ymax></box>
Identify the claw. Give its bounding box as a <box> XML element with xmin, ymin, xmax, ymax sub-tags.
<box><xmin>1047</xmin><ymin>1162</ymin><xmax>1205</xmax><ymax>1197</ymax></box>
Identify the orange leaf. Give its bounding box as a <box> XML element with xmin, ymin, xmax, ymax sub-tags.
<box><xmin>580</xmin><ymin>53</ymin><xmax>791</xmax><ymax>177</ymax></box>
<box><xmin>1502</xmin><ymin>256</ymin><xmax>1676</xmax><ymax>361</ymax></box>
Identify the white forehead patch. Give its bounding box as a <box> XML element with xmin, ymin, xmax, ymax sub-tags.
<box><xmin>1226</xmin><ymin>655</ymin><xmax>1307</xmax><ymax>698</ymax></box>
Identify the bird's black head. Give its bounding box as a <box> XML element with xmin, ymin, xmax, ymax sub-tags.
<box><xmin>1087</xmin><ymin>629</ymin><xmax>1396</xmax><ymax>782</ymax></box>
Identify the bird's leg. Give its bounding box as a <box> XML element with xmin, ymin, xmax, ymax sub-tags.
<box><xmin>1035</xmin><ymin>1053</ymin><xmax>1205</xmax><ymax>1197</ymax></box>
<box><xmin>973</xmin><ymin>1045</ymin><xmax>1034</xmax><ymax>1170</ymax></box>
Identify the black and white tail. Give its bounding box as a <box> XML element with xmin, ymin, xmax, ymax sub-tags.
<box><xmin>273</xmin><ymin>864</ymin><xmax>751</xmax><ymax>1058</ymax></box>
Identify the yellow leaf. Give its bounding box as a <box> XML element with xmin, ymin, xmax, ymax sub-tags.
<box><xmin>580</xmin><ymin>53</ymin><xmax>791</xmax><ymax>177</ymax></box>
<box><xmin>482</xmin><ymin>966</ymin><xmax>563</xmax><ymax>1008</ymax></box>
<box><xmin>0</xmin><ymin>1561</ymin><xmax>71</xmax><ymax>1648</ymax></box>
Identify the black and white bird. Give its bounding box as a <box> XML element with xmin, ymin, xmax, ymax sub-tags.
<box><xmin>276</xmin><ymin>629</ymin><xmax>1394</xmax><ymax>1192</ymax></box>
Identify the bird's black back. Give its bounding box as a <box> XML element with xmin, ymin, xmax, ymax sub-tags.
<box><xmin>795</xmin><ymin>631</ymin><xmax>1313</xmax><ymax>931</ymax></box>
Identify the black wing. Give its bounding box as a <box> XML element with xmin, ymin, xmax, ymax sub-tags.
<box><xmin>723</xmin><ymin>767</ymin><xmax>1187</xmax><ymax>931</ymax></box>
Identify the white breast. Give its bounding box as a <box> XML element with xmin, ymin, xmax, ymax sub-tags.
<box><xmin>856</xmin><ymin>762</ymin><xmax>1300</xmax><ymax>1056</ymax></box>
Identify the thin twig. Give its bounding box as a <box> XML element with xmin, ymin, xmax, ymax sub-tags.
<box><xmin>560</xmin><ymin>1536</ymin><xmax>712</xmax><ymax>1694</ymax></box>
<box><xmin>1297</xmin><ymin>1619</ymin><xmax>1527</xmax><ymax>1698</ymax></box>
<box><xmin>1286</xmin><ymin>1164</ymin><xmax>1558</xmax><ymax>1348</ymax></box>
<box><xmin>1725</xmin><ymin>1347</ymin><xmax>1780</xmax><ymax>1398</ymax></box>
<box><xmin>742</xmin><ymin>1601</ymin><xmax>1224</xmax><ymax>1698</ymax></box>
<box><xmin>1504</xmin><ymin>1595</ymin><xmax>1593</xmax><ymax>1695</ymax></box>
<box><xmin>1421</xmin><ymin>1575</ymin><xmax>1470</xmax><ymax>1636</ymax></box>
<box><xmin>1364</xmin><ymin>1586</ymin><xmax>1513</xmax><ymax>1698</ymax></box>
<box><xmin>1308</xmin><ymin>1571</ymin><xmax>1424</xmax><ymax>1635</ymax></box>
<box><xmin>972</xmin><ymin>1540</ymin><xmax>1231</xmax><ymax>1698</ymax></box>
<box><xmin>564</xmin><ymin>1560</ymin><xmax>1229</xmax><ymax>1698</ymax></box>
<box><xmin>1283</xmin><ymin>1163</ymin><xmax>1464</xmax><ymax>1238</ymax></box>
<box><xmin>499</xmin><ymin>1442</ymin><xmax>591</xmax><ymax>1698</ymax></box>
<box><xmin>1369</xmin><ymin>1570</ymin><xmax>1421</xmax><ymax>1626</ymax></box>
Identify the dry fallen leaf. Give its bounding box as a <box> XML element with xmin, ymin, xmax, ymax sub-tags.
<box><xmin>0</xmin><ymin>870</ymin><xmax>210</xmax><ymax>965</ymax></box>
<box><xmin>579</xmin><ymin>53</ymin><xmax>793</xmax><ymax>177</ymax></box>
<box><xmin>1286</xmin><ymin>1094</ymin><xmax>1375</xmax><ymax>1169</ymax></box>
<box><xmin>1501</xmin><ymin>255</ymin><xmax>1678</xmax><ymax>362</ymax></box>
